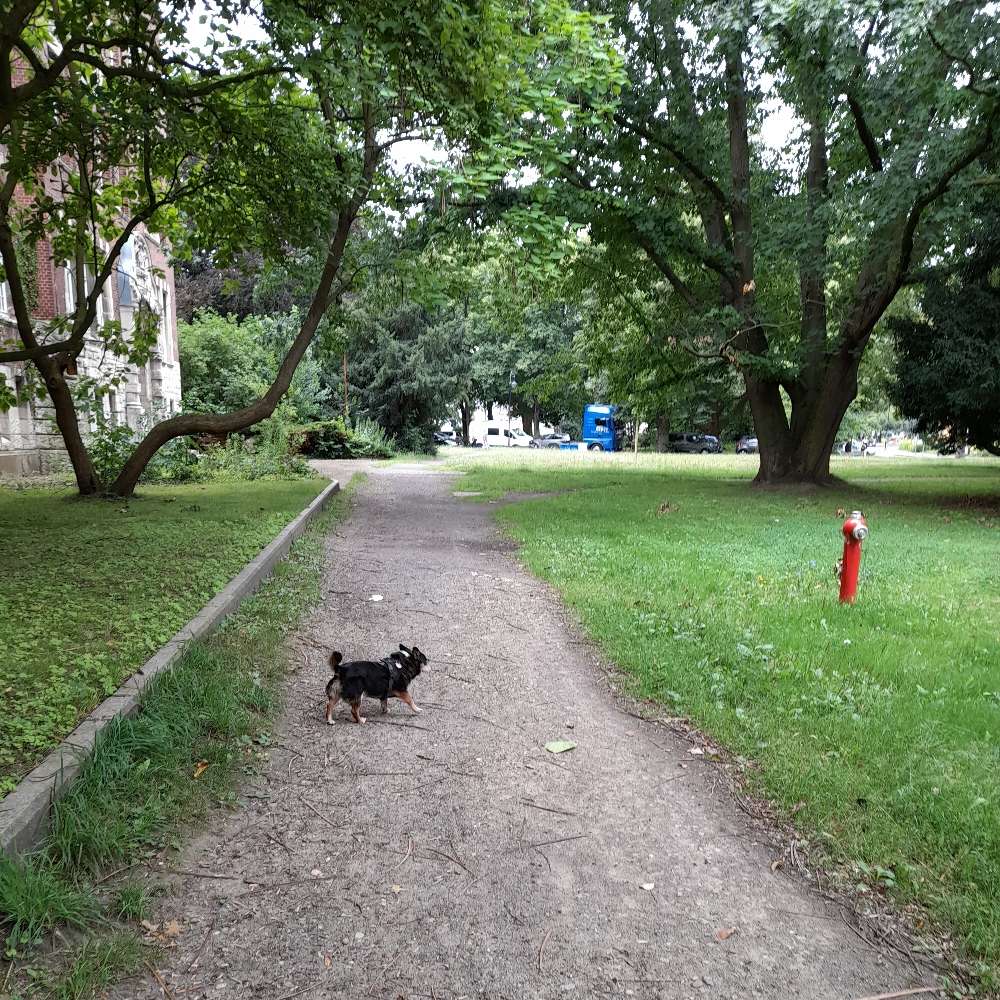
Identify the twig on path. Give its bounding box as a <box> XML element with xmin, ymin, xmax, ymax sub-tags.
<box><xmin>300</xmin><ymin>797</ymin><xmax>342</xmax><ymax>832</ymax></box>
<box><xmin>237</xmin><ymin>874</ymin><xmax>338</xmax><ymax>898</ymax></box>
<box><xmin>842</xmin><ymin>914</ymin><xmax>922</xmax><ymax>979</ymax></box>
<box><xmin>401</xmin><ymin>607</ymin><xmax>445</xmax><ymax>619</ymax></box>
<box><xmin>537</xmin><ymin>929</ymin><xmax>552</xmax><ymax>974</ymax></box>
<box><xmin>274</xmin><ymin>981</ymin><xmax>323</xmax><ymax>1000</ymax></box>
<box><xmin>392</xmin><ymin>838</ymin><xmax>414</xmax><ymax>871</ymax></box>
<box><xmin>183</xmin><ymin>918</ymin><xmax>217</xmax><ymax>973</ymax></box>
<box><xmin>533</xmin><ymin>847</ymin><xmax>552</xmax><ymax>873</ymax></box>
<box><xmin>168</xmin><ymin>870</ymin><xmax>240</xmax><ymax>881</ymax></box>
<box><xmin>264</xmin><ymin>830</ymin><xmax>294</xmax><ymax>855</ymax></box>
<box><xmin>521</xmin><ymin>799</ymin><xmax>577</xmax><ymax>817</ymax></box>
<box><xmin>366</xmin><ymin>718</ymin><xmax>434</xmax><ymax>732</ymax></box>
<box><xmin>145</xmin><ymin>961</ymin><xmax>176</xmax><ymax>999</ymax></box>
<box><xmin>353</xmin><ymin>771</ymin><xmax>417</xmax><ymax>777</ymax></box>
<box><xmin>501</xmin><ymin>619</ymin><xmax>529</xmax><ymax>633</ymax></box>
<box><xmin>514</xmin><ymin>834</ymin><xmax>588</xmax><ymax>852</ymax></box>
<box><xmin>367</xmin><ymin>942</ymin><xmax>408</xmax><ymax>996</ymax></box>
<box><xmin>851</xmin><ymin>988</ymin><xmax>939</xmax><ymax>1000</ymax></box>
<box><xmin>534</xmin><ymin>755</ymin><xmax>573</xmax><ymax>772</ymax></box>
<box><xmin>422</xmin><ymin>845</ymin><xmax>474</xmax><ymax>875</ymax></box>
<box><xmin>94</xmin><ymin>862</ymin><xmax>140</xmax><ymax>885</ymax></box>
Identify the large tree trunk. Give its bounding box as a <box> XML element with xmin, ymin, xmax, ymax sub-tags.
<box><xmin>41</xmin><ymin>360</ymin><xmax>101</xmax><ymax>495</ymax></box>
<box><xmin>751</xmin><ymin>355</ymin><xmax>860</xmax><ymax>485</ymax></box>
<box><xmin>655</xmin><ymin>414</ymin><xmax>670</xmax><ymax>452</ymax></box>
<box><xmin>531</xmin><ymin>398</ymin><xmax>540</xmax><ymax>438</ymax></box>
<box><xmin>459</xmin><ymin>398</ymin><xmax>471</xmax><ymax>446</ymax></box>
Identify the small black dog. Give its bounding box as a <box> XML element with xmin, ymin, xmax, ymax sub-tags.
<box><xmin>325</xmin><ymin>645</ymin><xmax>428</xmax><ymax>724</ymax></box>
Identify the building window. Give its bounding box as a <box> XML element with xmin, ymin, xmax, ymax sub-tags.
<box><xmin>108</xmin><ymin>390</ymin><xmax>118</xmax><ymax>426</ymax></box>
<box><xmin>160</xmin><ymin>288</ymin><xmax>170</xmax><ymax>360</ymax></box>
<box><xmin>63</xmin><ymin>263</ymin><xmax>76</xmax><ymax>313</ymax></box>
<box><xmin>0</xmin><ymin>280</ymin><xmax>10</xmax><ymax>315</ymax></box>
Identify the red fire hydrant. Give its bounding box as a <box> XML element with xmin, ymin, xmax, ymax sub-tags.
<box><xmin>838</xmin><ymin>510</ymin><xmax>869</xmax><ymax>604</ymax></box>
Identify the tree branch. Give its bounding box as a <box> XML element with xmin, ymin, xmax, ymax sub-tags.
<box><xmin>845</xmin><ymin>94</ymin><xmax>883</xmax><ymax>172</ymax></box>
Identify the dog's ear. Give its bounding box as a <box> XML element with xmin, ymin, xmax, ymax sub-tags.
<box><xmin>330</xmin><ymin>651</ymin><xmax>343</xmax><ymax>668</ymax></box>
<box><xmin>411</xmin><ymin>646</ymin><xmax>426</xmax><ymax>665</ymax></box>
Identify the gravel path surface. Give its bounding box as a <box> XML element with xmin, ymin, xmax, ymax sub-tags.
<box><xmin>112</xmin><ymin>462</ymin><xmax>918</xmax><ymax>1000</ymax></box>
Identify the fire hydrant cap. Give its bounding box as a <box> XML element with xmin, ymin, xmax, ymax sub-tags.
<box><xmin>843</xmin><ymin>511</ymin><xmax>868</xmax><ymax>541</ymax></box>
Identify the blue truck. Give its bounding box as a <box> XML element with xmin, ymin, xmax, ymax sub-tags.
<box><xmin>561</xmin><ymin>403</ymin><xmax>621</xmax><ymax>451</ymax></box>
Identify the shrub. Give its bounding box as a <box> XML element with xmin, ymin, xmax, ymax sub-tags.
<box><xmin>84</xmin><ymin>407</ymin><xmax>312</xmax><ymax>487</ymax></box>
<box><xmin>296</xmin><ymin>417</ymin><xmax>396</xmax><ymax>459</ymax></box>
<box><xmin>87</xmin><ymin>423</ymin><xmax>138</xmax><ymax>487</ymax></box>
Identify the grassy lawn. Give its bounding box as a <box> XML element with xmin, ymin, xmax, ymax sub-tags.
<box><xmin>452</xmin><ymin>451</ymin><xmax>1000</xmax><ymax>984</ymax></box>
<box><xmin>0</xmin><ymin>478</ymin><xmax>325</xmax><ymax>795</ymax></box>
<box><xmin>1</xmin><ymin>484</ymin><xmax>352</xmax><ymax>997</ymax></box>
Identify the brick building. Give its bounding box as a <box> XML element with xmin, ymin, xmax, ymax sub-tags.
<box><xmin>0</xmin><ymin>228</ymin><xmax>181</xmax><ymax>476</ymax></box>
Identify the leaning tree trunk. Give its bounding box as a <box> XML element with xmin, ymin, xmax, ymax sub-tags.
<box><xmin>110</xmin><ymin>207</ymin><xmax>357</xmax><ymax>497</ymax></box>
<box><xmin>39</xmin><ymin>358</ymin><xmax>101</xmax><ymax>495</ymax></box>
<box><xmin>531</xmin><ymin>399</ymin><xmax>540</xmax><ymax>438</ymax></box>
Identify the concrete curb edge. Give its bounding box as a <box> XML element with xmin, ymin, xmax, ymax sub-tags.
<box><xmin>0</xmin><ymin>478</ymin><xmax>341</xmax><ymax>856</ymax></box>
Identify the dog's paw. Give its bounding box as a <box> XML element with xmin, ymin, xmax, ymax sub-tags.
<box><xmin>412</xmin><ymin>705</ymin><xmax>422</xmax><ymax>713</ymax></box>
<box><xmin>359</xmin><ymin>717</ymin><xmax>367</xmax><ymax>724</ymax></box>
<box><xmin>326</xmin><ymin>718</ymin><xmax>334</xmax><ymax>726</ymax></box>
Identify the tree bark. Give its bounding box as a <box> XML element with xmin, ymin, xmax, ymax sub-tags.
<box><xmin>459</xmin><ymin>398</ymin><xmax>471</xmax><ymax>446</ymax></box>
<box><xmin>41</xmin><ymin>358</ymin><xmax>102</xmax><ymax>494</ymax></box>
<box><xmin>531</xmin><ymin>398</ymin><xmax>540</xmax><ymax>438</ymax></box>
<box><xmin>655</xmin><ymin>413</ymin><xmax>670</xmax><ymax>452</ymax></box>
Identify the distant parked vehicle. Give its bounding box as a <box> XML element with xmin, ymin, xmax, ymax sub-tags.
<box><xmin>736</xmin><ymin>435</ymin><xmax>759</xmax><ymax>454</ymax></box>
<box><xmin>582</xmin><ymin>404</ymin><xmax>621</xmax><ymax>451</ymax></box>
<box><xmin>668</xmin><ymin>432</ymin><xmax>722</xmax><ymax>454</ymax></box>
<box><xmin>530</xmin><ymin>432</ymin><xmax>569</xmax><ymax>449</ymax></box>
<box><xmin>433</xmin><ymin>431</ymin><xmax>459</xmax><ymax>447</ymax></box>
<box><xmin>483</xmin><ymin>424</ymin><xmax>533</xmax><ymax>448</ymax></box>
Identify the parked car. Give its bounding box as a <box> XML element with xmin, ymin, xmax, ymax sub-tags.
<box><xmin>530</xmin><ymin>432</ymin><xmax>570</xmax><ymax>449</ymax></box>
<box><xmin>736</xmin><ymin>435</ymin><xmax>759</xmax><ymax>454</ymax></box>
<box><xmin>433</xmin><ymin>431</ymin><xmax>459</xmax><ymax>447</ymax></box>
<box><xmin>483</xmin><ymin>424</ymin><xmax>533</xmax><ymax>448</ymax></box>
<box><xmin>668</xmin><ymin>432</ymin><xmax>722</xmax><ymax>454</ymax></box>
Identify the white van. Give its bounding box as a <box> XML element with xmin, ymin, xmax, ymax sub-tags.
<box><xmin>483</xmin><ymin>423</ymin><xmax>532</xmax><ymax>448</ymax></box>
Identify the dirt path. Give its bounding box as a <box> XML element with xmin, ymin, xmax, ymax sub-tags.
<box><xmin>114</xmin><ymin>463</ymin><xmax>917</xmax><ymax>1000</ymax></box>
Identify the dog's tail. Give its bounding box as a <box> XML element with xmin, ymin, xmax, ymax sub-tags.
<box><xmin>329</xmin><ymin>651</ymin><xmax>344</xmax><ymax>677</ymax></box>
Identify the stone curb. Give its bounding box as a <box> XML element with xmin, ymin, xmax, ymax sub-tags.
<box><xmin>0</xmin><ymin>478</ymin><xmax>341</xmax><ymax>856</ymax></box>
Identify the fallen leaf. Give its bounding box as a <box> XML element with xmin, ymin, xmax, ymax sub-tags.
<box><xmin>770</xmin><ymin>859</ymin><xmax>784</xmax><ymax>873</ymax></box>
<box><xmin>714</xmin><ymin>927</ymin><xmax>737</xmax><ymax>941</ymax></box>
<box><xmin>140</xmin><ymin>920</ymin><xmax>159</xmax><ymax>934</ymax></box>
<box><xmin>193</xmin><ymin>760</ymin><xmax>209</xmax><ymax>779</ymax></box>
<box><xmin>324</xmin><ymin>955</ymin><xmax>333</xmax><ymax>969</ymax></box>
<box><xmin>369</xmin><ymin>594</ymin><xmax>384</xmax><ymax>602</ymax></box>
<box><xmin>310</xmin><ymin>868</ymin><xmax>323</xmax><ymax>877</ymax></box>
<box><xmin>161</xmin><ymin>920</ymin><xmax>182</xmax><ymax>938</ymax></box>
<box><xmin>790</xmin><ymin>800</ymin><xmax>806</xmax><ymax>815</ymax></box>
<box><xmin>687</xmin><ymin>747</ymin><xmax>705</xmax><ymax>756</ymax></box>
<box><xmin>544</xmin><ymin>740</ymin><xmax>577</xmax><ymax>754</ymax></box>
<box><xmin>390</xmin><ymin>884</ymin><xmax>403</xmax><ymax>895</ymax></box>
<box><xmin>639</xmin><ymin>882</ymin><xmax>655</xmax><ymax>892</ymax></box>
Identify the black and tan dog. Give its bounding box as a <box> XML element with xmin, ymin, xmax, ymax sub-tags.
<box><xmin>325</xmin><ymin>645</ymin><xmax>428</xmax><ymax>724</ymax></box>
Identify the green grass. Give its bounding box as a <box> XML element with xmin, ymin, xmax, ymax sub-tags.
<box><xmin>0</xmin><ymin>478</ymin><xmax>325</xmax><ymax>794</ymax></box>
<box><xmin>451</xmin><ymin>450</ymin><xmax>1000</xmax><ymax>986</ymax></box>
<box><xmin>0</xmin><ymin>482</ymin><xmax>353</xmax><ymax>996</ymax></box>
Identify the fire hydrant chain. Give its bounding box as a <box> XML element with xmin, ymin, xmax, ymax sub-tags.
<box><xmin>839</xmin><ymin>510</ymin><xmax>869</xmax><ymax>604</ymax></box>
